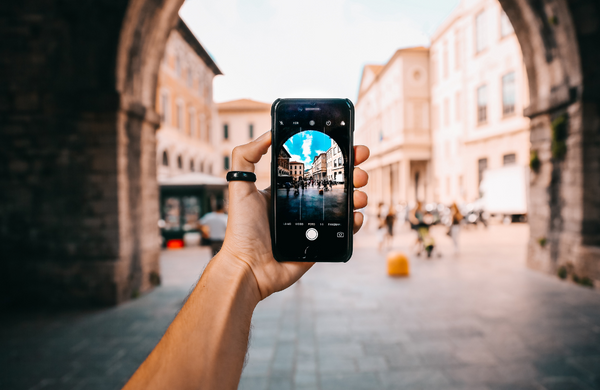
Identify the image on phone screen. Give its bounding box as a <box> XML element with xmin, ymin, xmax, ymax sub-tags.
<box><xmin>276</xmin><ymin>130</ymin><xmax>347</xmax><ymax>223</ymax></box>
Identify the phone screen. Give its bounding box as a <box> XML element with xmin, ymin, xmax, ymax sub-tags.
<box><xmin>271</xmin><ymin>99</ymin><xmax>354</xmax><ymax>262</ymax></box>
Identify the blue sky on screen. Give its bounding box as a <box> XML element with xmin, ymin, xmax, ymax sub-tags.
<box><xmin>284</xmin><ymin>131</ymin><xmax>333</xmax><ymax>168</ymax></box>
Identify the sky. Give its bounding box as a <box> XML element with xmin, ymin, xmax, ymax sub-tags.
<box><xmin>284</xmin><ymin>131</ymin><xmax>333</xmax><ymax>168</ymax></box>
<box><xmin>179</xmin><ymin>0</ymin><xmax>460</xmax><ymax>104</ymax></box>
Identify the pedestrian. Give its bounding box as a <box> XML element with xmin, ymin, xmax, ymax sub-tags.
<box><xmin>199</xmin><ymin>199</ymin><xmax>228</xmax><ymax>256</ymax></box>
<box><xmin>449</xmin><ymin>202</ymin><xmax>463</xmax><ymax>254</ymax></box>
<box><xmin>285</xmin><ymin>181</ymin><xmax>291</xmax><ymax>196</ymax></box>
<box><xmin>383</xmin><ymin>205</ymin><xmax>396</xmax><ymax>250</ymax></box>
<box><xmin>377</xmin><ymin>202</ymin><xmax>387</xmax><ymax>252</ymax></box>
<box><xmin>408</xmin><ymin>201</ymin><xmax>425</xmax><ymax>254</ymax></box>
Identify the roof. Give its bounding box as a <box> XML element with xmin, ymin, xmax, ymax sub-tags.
<box><xmin>357</xmin><ymin>46</ymin><xmax>429</xmax><ymax>102</ymax></box>
<box><xmin>289</xmin><ymin>161</ymin><xmax>304</xmax><ymax>165</ymax></box>
<box><xmin>217</xmin><ymin>98</ymin><xmax>272</xmax><ymax>112</ymax></box>
<box><xmin>176</xmin><ymin>18</ymin><xmax>223</xmax><ymax>76</ymax></box>
<box><xmin>159</xmin><ymin>172</ymin><xmax>227</xmax><ymax>186</ymax></box>
<box><xmin>364</xmin><ymin>65</ymin><xmax>384</xmax><ymax>78</ymax></box>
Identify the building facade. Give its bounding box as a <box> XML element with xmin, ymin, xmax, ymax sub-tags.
<box><xmin>326</xmin><ymin>143</ymin><xmax>344</xmax><ymax>183</ymax></box>
<box><xmin>216</xmin><ymin>99</ymin><xmax>272</xmax><ymax>189</ymax></box>
<box><xmin>277</xmin><ymin>147</ymin><xmax>291</xmax><ymax>177</ymax></box>
<box><xmin>155</xmin><ymin>18</ymin><xmax>222</xmax><ymax>181</ymax></box>
<box><xmin>355</xmin><ymin>47</ymin><xmax>432</xmax><ymax>211</ymax></box>
<box><xmin>312</xmin><ymin>153</ymin><xmax>327</xmax><ymax>181</ymax></box>
<box><xmin>290</xmin><ymin>162</ymin><xmax>304</xmax><ymax>180</ymax></box>
<box><xmin>430</xmin><ymin>0</ymin><xmax>529</xmax><ymax>204</ymax></box>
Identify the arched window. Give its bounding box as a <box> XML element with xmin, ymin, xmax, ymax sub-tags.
<box><xmin>177</xmin><ymin>155</ymin><xmax>183</xmax><ymax>169</ymax></box>
<box><xmin>162</xmin><ymin>151</ymin><xmax>169</xmax><ymax>166</ymax></box>
<box><xmin>190</xmin><ymin>159</ymin><xmax>195</xmax><ymax>172</ymax></box>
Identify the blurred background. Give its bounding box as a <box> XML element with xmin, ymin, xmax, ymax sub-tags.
<box><xmin>1</xmin><ymin>0</ymin><xmax>600</xmax><ymax>389</ymax></box>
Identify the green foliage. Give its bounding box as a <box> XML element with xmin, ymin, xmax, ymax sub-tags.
<box><xmin>551</xmin><ymin>114</ymin><xmax>568</xmax><ymax>160</ymax></box>
<box><xmin>557</xmin><ymin>266</ymin><xmax>567</xmax><ymax>279</ymax></box>
<box><xmin>131</xmin><ymin>289</ymin><xmax>140</xmax><ymax>299</ymax></box>
<box><xmin>538</xmin><ymin>237</ymin><xmax>547</xmax><ymax>247</ymax></box>
<box><xmin>577</xmin><ymin>276</ymin><xmax>594</xmax><ymax>288</ymax></box>
<box><xmin>530</xmin><ymin>150</ymin><xmax>541</xmax><ymax>172</ymax></box>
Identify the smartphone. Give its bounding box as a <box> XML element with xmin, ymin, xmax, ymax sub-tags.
<box><xmin>271</xmin><ymin>98</ymin><xmax>354</xmax><ymax>262</ymax></box>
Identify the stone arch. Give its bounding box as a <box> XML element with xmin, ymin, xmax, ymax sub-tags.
<box><xmin>498</xmin><ymin>0</ymin><xmax>600</xmax><ymax>281</ymax></box>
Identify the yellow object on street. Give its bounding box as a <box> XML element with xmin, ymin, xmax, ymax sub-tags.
<box><xmin>387</xmin><ymin>252</ymin><xmax>410</xmax><ymax>276</ymax></box>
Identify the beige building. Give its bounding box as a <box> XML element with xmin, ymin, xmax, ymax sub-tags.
<box><xmin>326</xmin><ymin>143</ymin><xmax>344</xmax><ymax>183</ymax></box>
<box><xmin>216</xmin><ymin>99</ymin><xmax>272</xmax><ymax>189</ymax></box>
<box><xmin>289</xmin><ymin>162</ymin><xmax>304</xmax><ymax>180</ymax></box>
<box><xmin>156</xmin><ymin>18</ymin><xmax>222</xmax><ymax>181</ymax></box>
<box><xmin>430</xmin><ymin>0</ymin><xmax>530</xmax><ymax>204</ymax></box>
<box><xmin>355</xmin><ymin>47</ymin><xmax>432</xmax><ymax>210</ymax></box>
<box><xmin>312</xmin><ymin>153</ymin><xmax>327</xmax><ymax>181</ymax></box>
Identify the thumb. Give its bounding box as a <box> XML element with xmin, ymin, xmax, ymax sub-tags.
<box><xmin>231</xmin><ymin>131</ymin><xmax>271</xmax><ymax>172</ymax></box>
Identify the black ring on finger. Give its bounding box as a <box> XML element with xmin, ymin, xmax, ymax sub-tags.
<box><xmin>226</xmin><ymin>171</ymin><xmax>257</xmax><ymax>182</ymax></box>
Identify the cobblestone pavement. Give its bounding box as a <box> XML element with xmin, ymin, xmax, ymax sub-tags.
<box><xmin>2</xmin><ymin>224</ymin><xmax>600</xmax><ymax>390</ymax></box>
<box><xmin>277</xmin><ymin>186</ymin><xmax>346</xmax><ymax>220</ymax></box>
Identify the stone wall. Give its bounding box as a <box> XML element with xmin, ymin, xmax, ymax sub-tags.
<box><xmin>500</xmin><ymin>0</ymin><xmax>600</xmax><ymax>285</ymax></box>
<box><xmin>0</xmin><ymin>0</ymin><xmax>182</xmax><ymax>306</ymax></box>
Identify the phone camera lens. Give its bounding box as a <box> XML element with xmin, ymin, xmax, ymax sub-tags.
<box><xmin>309</xmin><ymin>120</ymin><xmax>315</xmax><ymax>126</ymax></box>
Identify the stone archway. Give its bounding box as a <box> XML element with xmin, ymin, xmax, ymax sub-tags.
<box><xmin>499</xmin><ymin>0</ymin><xmax>600</xmax><ymax>283</ymax></box>
<box><xmin>0</xmin><ymin>0</ymin><xmax>598</xmax><ymax>307</ymax></box>
<box><xmin>0</xmin><ymin>0</ymin><xmax>184</xmax><ymax>306</ymax></box>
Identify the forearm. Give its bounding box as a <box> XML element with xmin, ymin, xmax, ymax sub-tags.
<box><xmin>124</xmin><ymin>253</ymin><xmax>261</xmax><ymax>390</ymax></box>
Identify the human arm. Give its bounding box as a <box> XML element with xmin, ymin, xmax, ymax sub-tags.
<box><xmin>123</xmin><ymin>131</ymin><xmax>370</xmax><ymax>390</ymax></box>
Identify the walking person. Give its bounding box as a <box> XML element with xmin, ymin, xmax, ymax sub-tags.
<box><xmin>199</xmin><ymin>199</ymin><xmax>228</xmax><ymax>256</ymax></box>
<box><xmin>383</xmin><ymin>205</ymin><xmax>396</xmax><ymax>250</ymax></box>
<box><xmin>449</xmin><ymin>202</ymin><xmax>463</xmax><ymax>254</ymax></box>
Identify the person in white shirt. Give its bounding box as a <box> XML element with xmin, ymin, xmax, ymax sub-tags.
<box><xmin>199</xmin><ymin>199</ymin><xmax>228</xmax><ymax>256</ymax></box>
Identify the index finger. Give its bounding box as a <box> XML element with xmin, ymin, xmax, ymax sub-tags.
<box><xmin>354</xmin><ymin>145</ymin><xmax>370</xmax><ymax>166</ymax></box>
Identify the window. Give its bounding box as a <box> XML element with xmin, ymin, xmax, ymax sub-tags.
<box><xmin>432</xmin><ymin>105</ymin><xmax>439</xmax><ymax>130</ymax></box>
<box><xmin>199</xmin><ymin>113</ymin><xmax>206</xmax><ymax>141</ymax></box>
<box><xmin>503</xmin><ymin>153</ymin><xmax>516</xmax><ymax>165</ymax></box>
<box><xmin>444</xmin><ymin>98</ymin><xmax>450</xmax><ymax>127</ymax></box>
<box><xmin>478</xmin><ymin>158</ymin><xmax>488</xmax><ymax>187</ymax></box>
<box><xmin>476</xmin><ymin>10</ymin><xmax>488</xmax><ymax>53</ymax></box>
<box><xmin>190</xmin><ymin>159</ymin><xmax>195</xmax><ymax>171</ymax></box>
<box><xmin>249</xmin><ymin>123</ymin><xmax>254</xmax><ymax>139</ymax></box>
<box><xmin>176</xmin><ymin>102</ymin><xmax>183</xmax><ymax>130</ymax></box>
<box><xmin>224</xmin><ymin>156</ymin><xmax>230</xmax><ymax>171</ymax></box>
<box><xmin>160</xmin><ymin>92</ymin><xmax>170</xmax><ymax>124</ymax></box>
<box><xmin>187</xmin><ymin>70</ymin><xmax>193</xmax><ymax>87</ymax></box>
<box><xmin>446</xmin><ymin>176</ymin><xmax>451</xmax><ymax>196</ymax></box>
<box><xmin>177</xmin><ymin>155</ymin><xmax>183</xmax><ymax>169</ymax></box>
<box><xmin>338</xmin><ymin>157</ymin><xmax>342</xmax><ymax>165</ymax></box>
<box><xmin>500</xmin><ymin>10</ymin><xmax>514</xmax><ymax>38</ymax></box>
<box><xmin>162</xmin><ymin>151</ymin><xmax>169</xmax><ymax>166</ymax></box>
<box><xmin>200</xmin><ymin>161</ymin><xmax>204</xmax><ymax>172</ymax></box>
<box><xmin>198</xmin><ymin>74</ymin><xmax>204</xmax><ymax>96</ymax></box>
<box><xmin>175</xmin><ymin>56</ymin><xmax>181</xmax><ymax>77</ymax></box>
<box><xmin>189</xmin><ymin>109</ymin><xmax>196</xmax><ymax>137</ymax></box>
<box><xmin>208</xmin><ymin>164</ymin><xmax>213</xmax><ymax>175</ymax></box>
<box><xmin>223</xmin><ymin>124</ymin><xmax>229</xmax><ymax>140</ymax></box>
<box><xmin>477</xmin><ymin>85</ymin><xmax>487</xmax><ymax>124</ymax></box>
<box><xmin>443</xmin><ymin>42</ymin><xmax>449</xmax><ymax>79</ymax></box>
<box><xmin>454</xmin><ymin>29</ymin><xmax>461</xmax><ymax>70</ymax></box>
<box><xmin>502</xmin><ymin>72</ymin><xmax>516</xmax><ymax>116</ymax></box>
<box><xmin>455</xmin><ymin>91</ymin><xmax>461</xmax><ymax>122</ymax></box>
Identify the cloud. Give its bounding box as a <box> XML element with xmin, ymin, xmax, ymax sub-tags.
<box><xmin>290</xmin><ymin>154</ymin><xmax>302</xmax><ymax>163</ymax></box>
<box><xmin>301</xmin><ymin>133</ymin><xmax>313</xmax><ymax>163</ymax></box>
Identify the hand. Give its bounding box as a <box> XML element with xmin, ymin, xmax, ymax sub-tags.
<box><xmin>220</xmin><ymin>131</ymin><xmax>370</xmax><ymax>300</ymax></box>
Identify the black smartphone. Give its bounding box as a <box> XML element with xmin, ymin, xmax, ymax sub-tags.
<box><xmin>271</xmin><ymin>98</ymin><xmax>354</xmax><ymax>262</ymax></box>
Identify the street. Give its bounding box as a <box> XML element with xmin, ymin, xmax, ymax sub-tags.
<box><xmin>2</xmin><ymin>224</ymin><xmax>600</xmax><ymax>389</ymax></box>
<box><xmin>277</xmin><ymin>185</ymin><xmax>346</xmax><ymax>221</ymax></box>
